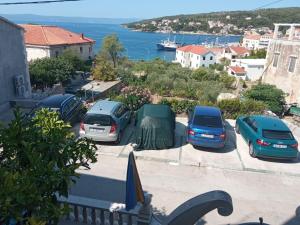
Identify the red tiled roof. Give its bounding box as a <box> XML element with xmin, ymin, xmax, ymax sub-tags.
<box><xmin>209</xmin><ymin>47</ymin><xmax>224</xmax><ymax>54</ymax></box>
<box><xmin>244</xmin><ymin>34</ymin><xmax>261</xmax><ymax>40</ymax></box>
<box><xmin>229</xmin><ymin>46</ymin><xmax>249</xmax><ymax>55</ymax></box>
<box><xmin>177</xmin><ymin>45</ymin><xmax>211</xmax><ymax>55</ymax></box>
<box><xmin>229</xmin><ymin>66</ymin><xmax>246</xmax><ymax>74</ymax></box>
<box><xmin>20</xmin><ymin>24</ymin><xmax>95</xmax><ymax>46</ymax></box>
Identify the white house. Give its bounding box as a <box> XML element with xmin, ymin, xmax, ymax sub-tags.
<box><xmin>0</xmin><ymin>17</ymin><xmax>32</xmax><ymax>111</ymax></box>
<box><xmin>230</xmin><ymin>59</ymin><xmax>266</xmax><ymax>81</ymax></box>
<box><xmin>227</xmin><ymin>66</ymin><xmax>246</xmax><ymax>80</ymax></box>
<box><xmin>20</xmin><ymin>24</ymin><xmax>95</xmax><ymax>62</ymax></box>
<box><xmin>175</xmin><ymin>45</ymin><xmax>216</xmax><ymax>69</ymax></box>
<box><xmin>242</xmin><ymin>34</ymin><xmax>261</xmax><ymax>50</ymax></box>
<box><xmin>224</xmin><ymin>46</ymin><xmax>250</xmax><ymax>60</ymax></box>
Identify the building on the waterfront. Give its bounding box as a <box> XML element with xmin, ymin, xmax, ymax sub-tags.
<box><xmin>20</xmin><ymin>24</ymin><xmax>95</xmax><ymax>61</ymax></box>
<box><xmin>262</xmin><ymin>23</ymin><xmax>300</xmax><ymax>104</ymax></box>
<box><xmin>224</xmin><ymin>46</ymin><xmax>250</xmax><ymax>60</ymax></box>
<box><xmin>209</xmin><ymin>47</ymin><xmax>225</xmax><ymax>64</ymax></box>
<box><xmin>227</xmin><ymin>66</ymin><xmax>246</xmax><ymax>79</ymax></box>
<box><xmin>242</xmin><ymin>34</ymin><xmax>261</xmax><ymax>50</ymax></box>
<box><xmin>175</xmin><ymin>45</ymin><xmax>216</xmax><ymax>69</ymax></box>
<box><xmin>0</xmin><ymin>17</ymin><xmax>32</xmax><ymax>111</ymax></box>
<box><xmin>258</xmin><ymin>34</ymin><xmax>273</xmax><ymax>49</ymax></box>
<box><xmin>230</xmin><ymin>59</ymin><xmax>266</xmax><ymax>81</ymax></box>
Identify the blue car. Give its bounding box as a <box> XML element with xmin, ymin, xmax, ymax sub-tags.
<box><xmin>187</xmin><ymin>106</ymin><xmax>226</xmax><ymax>149</ymax></box>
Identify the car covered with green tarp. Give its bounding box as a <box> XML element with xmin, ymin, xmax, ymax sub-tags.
<box><xmin>134</xmin><ymin>104</ymin><xmax>175</xmax><ymax>150</ymax></box>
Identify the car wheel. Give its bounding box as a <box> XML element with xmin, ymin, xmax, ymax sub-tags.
<box><xmin>249</xmin><ymin>143</ymin><xmax>256</xmax><ymax>158</ymax></box>
<box><xmin>235</xmin><ymin>124</ymin><xmax>240</xmax><ymax>134</ymax></box>
<box><xmin>115</xmin><ymin>132</ymin><xmax>121</xmax><ymax>145</ymax></box>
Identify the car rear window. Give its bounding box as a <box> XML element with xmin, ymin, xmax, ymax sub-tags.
<box><xmin>84</xmin><ymin>114</ymin><xmax>112</xmax><ymax>126</ymax></box>
<box><xmin>193</xmin><ymin>115</ymin><xmax>223</xmax><ymax>128</ymax></box>
<box><xmin>262</xmin><ymin>130</ymin><xmax>294</xmax><ymax>140</ymax></box>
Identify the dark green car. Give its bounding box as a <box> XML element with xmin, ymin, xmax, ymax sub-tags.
<box><xmin>235</xmin><ymin>115</ymin><xmax>299</xmax><ymax>160</ymax></box>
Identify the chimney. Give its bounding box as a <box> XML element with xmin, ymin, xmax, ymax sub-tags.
<box><xmin>81</xmin><ymin>33</ymin><xmax>84</xmax><ymax>39</ymax></box>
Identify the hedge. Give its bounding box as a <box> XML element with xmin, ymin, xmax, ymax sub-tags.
<box><xmin>159</xmin><ymin>98</ymin><xmax>266</xmax><ymax>119</ymax></box>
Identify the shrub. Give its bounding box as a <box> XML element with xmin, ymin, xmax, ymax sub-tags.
<box><xmin>244</xmin><ymin>84</ymin><xmax>285</xmax><ymax>115</ymax></box>
<box><xmin>218</xmin><ymin>99</ymin><xmax>266</xmax><ymax>119</ymax></box>
<box><xmin>159</xmin><ymin>99</ymin><xmax>212</xmax><ymax>114</ymax></box>
<box><xmin>29</xmin><ymin>57</ymin><xmax>74</xmax><ymax>88</ymax></box>
<box><xmin>117</xmin><ymin>86</ymin><xmax>151</xmax><ymax>111</ymax></box>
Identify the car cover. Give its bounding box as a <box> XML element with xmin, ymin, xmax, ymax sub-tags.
<box><xmin>134</xmin><ymin>104</ymin><xmax>175</xmax><ymax>150</ymax></box>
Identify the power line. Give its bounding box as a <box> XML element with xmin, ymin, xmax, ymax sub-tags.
<box><xmin>253</xmin><ymin>0</ymin><xmax>286</xmax><ymax>11</ymax></box>
<box><xmin>0</xmin><ymin>0</ymin><xmax>82</xmax><ymax>5</ymax></box>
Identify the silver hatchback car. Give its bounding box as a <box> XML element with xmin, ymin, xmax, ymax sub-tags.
<box><xmin>80</xmin><ymin>100</ymin><xmax>131</xmax><ymax>143</ymax></box>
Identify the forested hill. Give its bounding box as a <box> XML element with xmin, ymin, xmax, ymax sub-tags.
<box><xmin>124</xmin><ymin>7</ymin><xmax>300</xmax><ymax>35</ymax></box>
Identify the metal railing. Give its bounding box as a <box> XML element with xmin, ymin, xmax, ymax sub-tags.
<box><xmin>58</xmin><ymin>194</ymin><xmax>151</xmax><ymax>225</ymax></box>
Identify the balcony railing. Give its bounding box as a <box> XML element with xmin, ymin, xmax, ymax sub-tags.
<box><xmin>58</xmin><ymin>194</ymin><xmax>152</xmax><ymax>225</ymax></box>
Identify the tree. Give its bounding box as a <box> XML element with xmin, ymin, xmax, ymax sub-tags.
<box><xmin>60</xmin><ymin>49</ymin><xmax>86</xmax><ymax>71</ymax></box>
<box><xmin>245</xmin><ymin>49</ymin><xmax>267</xmax><ymax>59</ymax></box>
<box><xmin>244</xmin><ymin>84</ymin><xmax>286</xmax><ymax>114</ymax></box>
<box><xmin>101</xmin><ymin>34</ymin><xmax>124</xmax><ymax>68</ymax></box>
<box><xmin>0</xmin><ymin>109</ymin><xmax>97</xmax><ymax>224</ymax></box>
<box><xmin>29</xmin><ymin>57</ymin><xmax>74</xmax><ymax>89</ymax></box>
<box><xmin>92</xmin><ymin>54</ymin><xmax>117</xmax><ymax>81</ymax></box>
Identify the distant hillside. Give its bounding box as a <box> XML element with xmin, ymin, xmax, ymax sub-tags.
<box><xmin>124</xmin><ymin>7</ymin><xmax>300</xmax><ymax>35</ymax></box>
<box><xmin>0</xmin><ymin>14</ymin><xmax>140</xmax><ymax>25</ymax></box>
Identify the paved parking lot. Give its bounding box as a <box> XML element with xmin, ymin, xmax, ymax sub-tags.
<box><xmin>74</xmin><ymin>117</ymin><xmax>300</xmax><ymax>177</ymax></box>
<box><xmin>71</xmin><ymin>117</ymin><xmax>300</xmax><ymax>224</ymax></box>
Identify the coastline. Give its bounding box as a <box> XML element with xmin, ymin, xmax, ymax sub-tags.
<box><xmin>122</xmin><ymin>26</ymin><xmax>242</xmax><ymax>37</ymax></box>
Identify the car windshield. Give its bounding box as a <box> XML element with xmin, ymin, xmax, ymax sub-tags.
<box><xmin>83</xmin><ymin>114</ymin><xmax>112</xmax><ymax>126</ymax></box>
<box><xmin>262</xmin><ymin>130</ymin><xmax>294</xmax><ymax>140</ymax></box>
<box><xmin>193</xmin><ymin>115</ymin><xmax>223</xmax><ymax>128</ymax></box>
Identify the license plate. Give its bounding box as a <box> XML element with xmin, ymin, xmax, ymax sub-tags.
<box><xmin>90</xmin><ymin>128</ymin><xmax>104</xmax><ymax>133</ymax></box>
<box><xmin>273</xmin><ymin>144</ymin><xmax>287</xmax><ymax>149</ymax></box>
<box><xmin>201</xmin><ymin>134</ymin><xmax>214</xmax><ymax>138</ymax></box>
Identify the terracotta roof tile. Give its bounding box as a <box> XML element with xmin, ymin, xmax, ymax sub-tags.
<box><xmin>20</xmin><ymin>24</ymin><xmax>95</xmax><ymax>46</ymax></box>
<box><xmin>229</xmin><ymin>66</ymin><xmax>246</xmax><ymax>74</ymax></box>
<box><xmin>244</xmin><ymin>34</ymin><xmax>261</xmax><ymax>40</ymax></box>
<box><xmin>229</xmin><ymin>46</ymin><xmax>249</xmax><ymax>55</ymax></box>
<box><xmin>177</xmin><ymin>45</ymin><xmax>212</xmax><ymax>55</ymax></box>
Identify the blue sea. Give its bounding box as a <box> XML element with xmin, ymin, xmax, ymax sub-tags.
<box><xmin>15</xmin><ymin>21</ymin><xmax>241</xmax><ymax>61</ymax></box>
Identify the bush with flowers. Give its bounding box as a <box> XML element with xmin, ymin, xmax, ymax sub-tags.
<box><xmin>114</xmin><ymin>86</ymin><xmax>151</xmax><ymax>111</ymax></box>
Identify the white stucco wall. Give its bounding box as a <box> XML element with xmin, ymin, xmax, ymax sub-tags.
<box><xmin>242</xmin><ymin>38</ymin><xmax>260</xmax><ymax>50</ymax></box>
<box><xmin>231</xmin><ymin>59</ymin><xmax>266</xmax><ymax>81</ymax></box>
<box><xmin>26</xmin><ymin>46</ymin><xmax>50</xmax><ymax>62</ymax></box>
<box><xmin>175</xmin><ymin>50</ymin><xmax>216</xmax><ymax>69</ymax></box>
<box><xmin>25</xmin><ymin>43</ymin><xmax>94</xmax><ymax>61</ymax></box>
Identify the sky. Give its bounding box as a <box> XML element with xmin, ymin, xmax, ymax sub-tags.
<box><xmin>0</xmin><ymin>0</ymin><xmax>299</xmax><ymax>19</ymax></box>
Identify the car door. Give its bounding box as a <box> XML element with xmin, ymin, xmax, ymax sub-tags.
<box><xmin>243</xmin><ymin>117</ymin><xmax>258</xmax><ymax>143</ymax></box>
<box><xmin>115</xmin><ymin>104</ymin><xmax>130</xmax><ymax>130</ymax></box>
<box><xmin>64</xmin><ymin>97</ymin><xmax>78</xmax><ymax>124</ymax></box>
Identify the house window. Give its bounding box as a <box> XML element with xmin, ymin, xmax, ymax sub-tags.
<box><xmin>196</xmin><ymin>64</ymin><xmax>198</xmax><ymax>67</ymax></box>
<box><xmin>273</xmin><ymin>53</ymin><xmax>280</xmax><ymax>67</ymax></box>
<box><xmin>55</xmin><ymin>51</ymin><xmax>59</xmax><ymax>57</ymax></box>
<box><xmin>80</xmin><ymin>47</ymin><xmax>83</xmax><ymax>54</ymax></box>
<box><xmin>288</xmin><ymin>56</ymin><xmax>297</xmax><ymax>73</ymax></box>
<box><xmin>64</xmin><ymin>46</ymin><xmax>67</xmax><ymax>50</ymax></box>
<box><xmin>202</xmin><ymin>64</ymin><xmax>205</xmax><ymax>67</ymax></box>
<box><xmin>197</xmin><ymin>56</ymin><xmax>199</xmax><ymax>60</ymax></box>
<box><xmin>210</xmin><ymin>56</ymin><xmax>213</xmax><ymax>60</ymax></box>
<box><xmin>190</xmin><ymin>62</ymin><xmax>192</xmax><ymax>67</ymax></box>
<box><xmin>89</xmin><ymin>47</ymin><xmax>92</xmax><ymax>53</ymax></box>
<box><xmin>203</xmin><ymin>56</ymin><xmax>206</xmax><ymax>60</ymax></box>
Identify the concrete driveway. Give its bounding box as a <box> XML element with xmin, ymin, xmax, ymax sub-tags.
<box><xmin>70</xmin><ymin>117</ymin><xmax>300</xmax><ymax>224</ymax></box>
<box><xmin>77</xmin><ymin>117</ymin><xmax>300</xmax><ymax>177</ymax></box>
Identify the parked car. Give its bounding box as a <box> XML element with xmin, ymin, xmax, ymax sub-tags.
<box><xmin>80</xmin><ymin>100</ymin><xmax>131</xmax><ymax>143</ymax></box>
<box><xmin>236</xmin><ymin>115</ymin><xmax>299</xmax><ymax>160</ymax></box>
<box><xmin>187</xmin><ymin>106</ymin><xmax>226</xmax><ymax>149</ymax></box>
<box><xmin>30</xmin><ymin>94</ymin><xmax>86</xmax><ymax>124</ymax></box>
